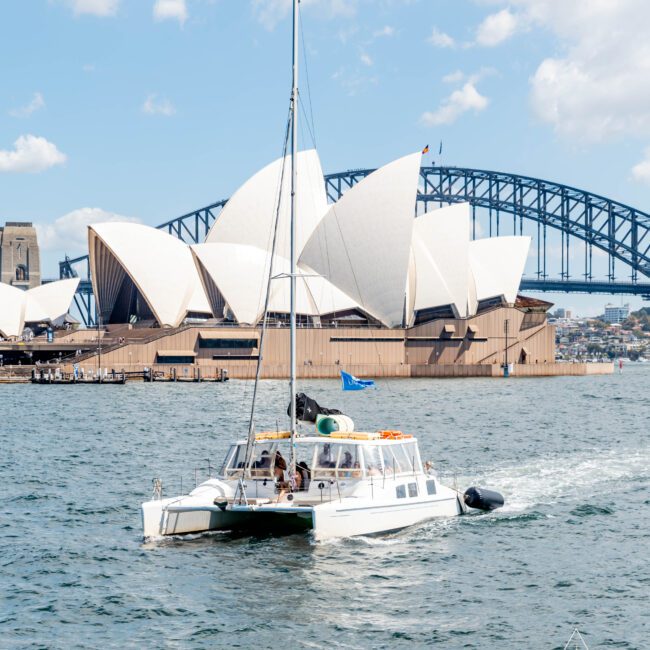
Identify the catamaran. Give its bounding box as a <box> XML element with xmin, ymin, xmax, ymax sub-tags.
<box><xmin>141</xmin><ymin>0</ymin><xmax>503</xmax><ymax>541</ymax></box>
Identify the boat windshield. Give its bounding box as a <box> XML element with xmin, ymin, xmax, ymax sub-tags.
<box><xmin>312</xmin><ymin>441</ymin><xmax>362</xmax><ymax>479</ymax></box>
<box><xmin>220</xmin><ymin>443</ymin><xmax>247</xmax><ymax>478</ymax></box>
<box><xmin>363</xmin><ymin>445</ymin><xmax>383</xmax><ymax>477</ymax></box>
<box><xmin>219</xmin><ymin>441</ymin><xmax>295</xmax><ymax>480</ymax></box>
<box><xmin>381</xmin><ymin>442</ymin><xmax>421</xmax><ymax>476</ymax></box>
<box><xmin>218</xmin><ymin>439</ymin><xmax>422</xmax><ymax>480</ymax></box>
<box><xmin>249</xmin><ymin>446</ymin><xmax>274</xmax><ymax>478</ymax></box>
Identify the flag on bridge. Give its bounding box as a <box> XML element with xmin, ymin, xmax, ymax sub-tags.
<box><xmin>341</xmin><ymin>370</ymin><xmax>376</xmax><ymax>391</ymax></box>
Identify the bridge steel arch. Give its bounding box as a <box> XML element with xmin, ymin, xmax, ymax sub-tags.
<box><xmin>60</xmin><ymin>166</ymin><xmax>650</xmax><ymax>326</ymax></box>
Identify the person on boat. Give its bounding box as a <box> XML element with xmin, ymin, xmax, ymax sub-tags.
<box><xmin>366</xmin><ymin>463</ymin><xmax>381</xmax><ymax>476</ymax></box>
<box><xmin>257</xmin><ymin>450</ymin><xmax>271</xmax><ymax>468</ymax></box>
<box><xmin>338</xmin><ymin>451</ymin><xmax>354</xmax><ymax>477</ymax></box>
<box><xmin>274</xmin><ymin>451</ymin><xmax>287</xmax><ymax>481</ymax></box>
<box><xmin>317</xmin><ymin>443</ymin><xmax>334</xmax><ymax>467</ymax></box>
<box><xmin>292</xmin><ymin>468</ymin><xmax>302</xmax><ymax>491</ymax></box>
<box><xmin>251</xmin><ymin>450</ymin><xmax>271</xmax><ymax>477</ymax></box>
<box><xmin>296</xmin><ymin>461</ymin><xmax>310</xmax><ymax>489</ymax></box>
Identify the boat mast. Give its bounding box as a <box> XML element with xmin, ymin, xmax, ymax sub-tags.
<box><xmin>289</xmin><ymin>0</ymin><xmax>299</xmax><ymax>477</ymax></box>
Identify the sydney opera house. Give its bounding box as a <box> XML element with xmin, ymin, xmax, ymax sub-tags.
<box><xmin>76</xmin><ymin>150</ymin><xmax>558</xmax><ymax>377</ymax></box>
<box><xmin>2</xmin><ymin>150</ymin><xmax>568</xmax><ymax>376</ymax></box>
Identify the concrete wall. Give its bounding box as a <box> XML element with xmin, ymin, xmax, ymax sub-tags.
<box><xmin>58</xmin><ymin>305</ymin><xmax>599</xmax><ymax>378</ymax></box>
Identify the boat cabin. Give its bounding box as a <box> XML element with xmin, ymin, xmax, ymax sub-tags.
<box><xmin>218</xmin><ymin>435</ymin><xmax>424</xmax><ymax>485</ymax></box>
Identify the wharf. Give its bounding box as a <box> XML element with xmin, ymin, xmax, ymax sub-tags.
<box><xmin>24</xmin><ymin>367</ymin><xmax>230</xmax><ymax>385</ymax></box>
<box><xmin>31</xmin><ymin>369</ymin><xmax>127</xmax><ymax>384</ymax></box>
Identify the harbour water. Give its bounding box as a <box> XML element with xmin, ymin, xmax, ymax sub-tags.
<box><xmin>2</xmin><ymin>368</ymin><xmax>649</xmax><ymax>648</ymax></box>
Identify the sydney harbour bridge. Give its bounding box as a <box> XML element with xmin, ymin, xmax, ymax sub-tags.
<box><xmin>60</xmin><ymin>166</ymin><xmax>650</xmax><ymax>326</ymax></box>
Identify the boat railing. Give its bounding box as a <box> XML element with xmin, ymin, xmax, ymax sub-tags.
<box><xmin>152</xmin><ymin>478</ymin><xmax>163</xmax><ymax>500</ymax></box>
<box><xmin>193</xmin><ymin>458</ymin><xmax>214</xmax><ymax>487</ymax></box>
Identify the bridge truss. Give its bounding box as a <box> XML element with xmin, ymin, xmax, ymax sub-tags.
<box><xmin>60</xmin><ymin>167</ymin><xmax>650</xmax><ymax>326</ymax></box>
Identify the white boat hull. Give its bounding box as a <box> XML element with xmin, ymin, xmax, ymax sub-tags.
<box><xmin>311</xmin><ymin>493</ymin><xmax>461</xmax><ymax>540</ymax></box>
<box><xmin>142</xmin><ymin>478</ymin><xmax>464</xmax><ymax>540</ymax></box>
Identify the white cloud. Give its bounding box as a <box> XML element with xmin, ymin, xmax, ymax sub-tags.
<box><xmin>37</xmin><ymin>208</ymin><xmax>140</xmax><ymax>254</ymax></box>
<box><xmin>142</xmin><ymin>94</ymin><xmax>176</xmax><ymax>116</ymax></box>
<box><xmin>360</xmin><ymin>52</ymin><xmax>373</xmax><ymax>66</ymax></box>
<box><xmin>9</xmin><ymin>93</ymin><xmax>45</xmax><ymax>118</ymax></box>
<box><xmin>82</xmin><ymin>63</ymin><xmax>95</xmax><ymax>72</ymax></box>
<box><xmin>0</xmin><ymin>135</ymin><xmax>67</xmax><ymax>173</ymax></box>
<box><xmin>68</xmin><ymin>0</ymin><xmax>119</xmax><ymax>16</ymax></box>
<box><xmin>476</xmin><ymin>9</ymin><xmax>518</xmax><ymax>46</ymax></box>
<box><xmin>421</xmin><ymin>81</ymin><xmax>489</xmax><ymax>126</ymax></box>
<box><xmin>331</xmin><ymin>65</ymin><xmax>378</xmax><ymax>96</ymax></box>
<box><xmin>252</xmin><ymin>0</ymin><xmax>355</xmax><ymax>31</ymax></box>
<box><xmin>632</xmin><ymin>148</ymin><xmax>650</xmax><ymax>184</ymax></box>
<box><xmin>442</xmin><ymin>70</ymin><xmax>465</xmax><ymax>84</ymax></box>
<box><xmin>153</xmin><ymin>0</ymin><xmax>188</xmax><ymax>25</ymax></box>
<box><xmin>373</xmin><ymin>25</ymin><xmax>394</xmax><ymax>38</ymax></box>
<box><xmin>428</xmin><ymin>26</ymin><xmax>455</xmax><ymax>48</ymax></box>
<box><xmin>491</xmin><ymin>0</ymin><xmax>650</xmax><ymax>142</ymax></box>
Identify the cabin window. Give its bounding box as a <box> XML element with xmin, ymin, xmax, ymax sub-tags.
<box><xmin>218</xmin><ymin>445</ymin><xmax>236</xmax><ymax>476</ymax></box>
<box><xmin>362</xmin><ymin>445</ymin><xmax>383</xmax><ymax>477</ymax></box>
<box><xmin>312</xmin><ymin>442</ymin><xmax>337</xmax><ymax>478</ymax></box>
<box><xmin>408</xmin><ymin>482</ymin><xmax>418</xmax><ymax>498</ymax></box>
<box><xmin>381</xmin><ymin>446</ymin><xmax>399</xmax><ymax>476</ymax></box>
<box><xmin>381</xmin><ymin>444</ymin><xmax>412</xmax><ymax>476</ymax></box>
<box><xmin>403</xmin><ymin>442</ymin><xmax>422</xmax><ymax>473</ymax></box>
<box><xmin>250</xmin><ymin>446</ymin><xmax>274</xmax><ymax>478</ymax></box>
<box><xmin>336</xmin><ymin>444</ymin><xmax>362</xmax><ymax>478</ymax></box>
<box><xmin>393</xmin><ymin>445</ymin><xmax>413</xmax><ymax>474</ymax></box>
<box><xmin>396</xmin><ymin>485</ymin><xmax>406</xmax><ymax>499</ymax></box>
<box><xmin>224</xmin><ymin>444</ymin><xmax>246</xmax><ymax>478</ymax></box>
<box><xmin>426</xmin><ymin>479</ymin><xmax>436</xmax><ymax>495</ymax></box>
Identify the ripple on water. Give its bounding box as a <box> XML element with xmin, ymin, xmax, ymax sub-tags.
<box><xmin>1</xmin><ymin>369</ymin><xmax>649</xmax><ymax>648</ymax></box>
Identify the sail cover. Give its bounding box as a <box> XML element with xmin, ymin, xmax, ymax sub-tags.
<box><xmin>289</xmin><ymin>393</ymin><xmax>342</xmax><ymax>423</ymax></box>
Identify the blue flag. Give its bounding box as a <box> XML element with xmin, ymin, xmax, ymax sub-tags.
<box><xmin>341</xmin><ymin>370</ymin><xmax>375</xmax><ymax>391</ymax></box>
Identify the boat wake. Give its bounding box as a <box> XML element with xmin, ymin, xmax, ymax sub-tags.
<box><xmin>452</xmin><ymin>445</ymin><xmax>650</xmax><ymax>514</ymax></box>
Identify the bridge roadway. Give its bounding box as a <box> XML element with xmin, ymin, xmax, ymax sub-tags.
<box><xmin>59</xmin><ymin>165</ymin><xmax>650</xmax><ymax>325</ymax></box>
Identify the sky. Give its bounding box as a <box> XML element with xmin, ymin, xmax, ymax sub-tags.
<box><xmin>2</xmin><ymin>0</ymin><xmax>650</xmax><ymax>317</ymax></box>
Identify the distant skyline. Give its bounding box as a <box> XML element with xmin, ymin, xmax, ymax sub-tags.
<box><xmin>2</xmin><ymin>0</ymin><xmax>650</xmax><ymax>316</ymax></box>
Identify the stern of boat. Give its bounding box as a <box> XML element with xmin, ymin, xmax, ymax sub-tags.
<box><xmin>141</xmin><ymin>478</ymin><xmax>235</xmax><ymax>538</ymax></box>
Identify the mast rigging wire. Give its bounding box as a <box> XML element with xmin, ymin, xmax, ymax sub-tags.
<box><xmin>242</xmin><ymin>104</ymin><xmax>293</xmax><ymax>471</ymax></box>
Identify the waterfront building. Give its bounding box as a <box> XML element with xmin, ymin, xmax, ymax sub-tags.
<box><xmin>2</xmin><ymin>151</ymin><xmax>603</xmax><ymax>376</ymax></box>
<box><xmin>604</xmin><ymin>303</ymin><xmax>630</xmax><ymax>324</ymax></box>
<box><xmin>77</xmin><ymin>150</ymin><xmax>564</xmax><ymax>377</ymax></box>
<box><xmin>0</xmin><ymin>222</ymin><xmax>41</xmax><ymax>290</ymax></box>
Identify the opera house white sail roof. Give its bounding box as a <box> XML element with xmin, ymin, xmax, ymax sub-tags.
<box><xmin>0</xmin><ymin>283</ymin><xmax>26</xmax><ymax>339</ymax></box>
<box><xmin>87</xmin><ymin>149</ymin><xmax>531</xmax><ymax>329</ymax></box>
<box><xmin>89</xmin><ymin>222</ymin><xmax>210</xmax><ymax>328</ymax></box>
<box><xmin>191</xmin><ymin>243</ymin><xmax>357</xmax><ymax>325</ymax></box>
<box><xmin>300</xmin><ymin>151</ymin><xmax>422</xmax><ymax>327</ymax></box>
<box><xmin>0</xmin><ymin>278</ymin><xmax>80</xmax><ymax>339</ymax></box>
<box><xmin>205</xmin><ymin>149</ymin><xmax>328</xmax><ymax>261</ymax></box>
